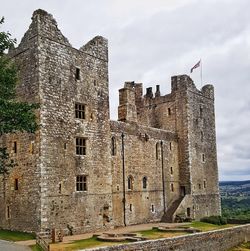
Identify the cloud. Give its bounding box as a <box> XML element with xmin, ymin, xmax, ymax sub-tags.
<box><xmin>1</xmin><ymin>0</ymin><xmax>250</xmax><ymax>181</ymax></box>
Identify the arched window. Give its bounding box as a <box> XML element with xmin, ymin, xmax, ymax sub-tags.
<box><xmin>142</xmin><ymin>177</ymin><xmax>147</xmax><ymax>189</ymax></box>
<box><xmin>111</xmin><ymin>136</ymin><xmax>116</xmax><ymax>156</ymax></box>
<box><xmin>128</xmin><ymin>176</ymin><xmax>133</xmax><ymax>190</ymax></box>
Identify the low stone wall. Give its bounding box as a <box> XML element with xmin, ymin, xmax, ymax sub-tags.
<box><xmin>85</xmin><ymin>224</ymin><xmax>250</xmax><ymax>251</ymax></box>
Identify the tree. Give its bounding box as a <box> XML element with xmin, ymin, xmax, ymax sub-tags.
<box><xmin>0</xmin><ymin>17</ymin><xmax>39</xmax><ymax>174</ymax></box>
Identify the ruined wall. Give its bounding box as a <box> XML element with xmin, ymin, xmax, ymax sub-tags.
<box><xmin>0</xmin><ymin>15</ymin><xmax>41</xmax><ymax>232</ymax></box>
<box><xmin>85</xmin><ymin>224</ymin><xmax>250</xmax><ymax>251</ymax></box>
<box><xmin>110</xmin><ymin>121</ymin><xmax>179</xmax><ymax>227</ymax></box>
<box><xmin>34</xmin><ymin>10</ymin><xmax>113</xmax><ymax>233</ymax></box>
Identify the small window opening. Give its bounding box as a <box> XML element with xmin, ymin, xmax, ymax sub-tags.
<box><xmin>128</xmin><ymin>176</ymin><xmax>133</xmax><ymax>190</ymax></box>
<box><xmin>151</xmin><ymin>204</ymin><xmax>155</xmax><ymax>212</ymax></box>
<box><xmin>76</xmin><ymin>137</ymin><xmax>86</xmax><ymax>155</ymax></box>
<box><xmin>129</xmin><ymin>204</ymin><xmax>132</xmax><ymax>211</ymax></box>
<box><xmin>142</xmin><ymin>177</ymin><xmax>147</xmax><ymax>189</ymax></box>
<box><xmin>64</xmin><ymin>143</ymin><xmax>67</xmax><ymax>150</ymax></box>
<box><xmin>168</xmin><ymin>108</ymin><xmax>171</xmax><ymax>116</ymax></box>
<box><xmin>76</xmin><ymin>175</ymin><xmax>87</xmax><ymax>191</ymax></box>
<box><xmin>169</xmin><ymin>142</ymin><xmax>172</xmax><ymax>151</ymax></box>
<box><xmin>30</xmin><ymin>141</ymin><xmax>35</xmax><ymax>154</ymax></box>
<box><xmin>111</xmin><ymin>136</ymin><xmax>116</xmax><ymax>156</ymax></box>
<box><xmin>199</xmin><ymin>183</ymin><xmax>201</xmax><ymax>189</ymax></box>
<box><xmin>13</xmin><ymin>141</ymin><xmax>17</xmax><ymax>153</ymax></box>
<box><xmin>59</xmin><ymin>183</ymin><xmax>62</xmax><ymax>194</ymax></box>
<box><xmin>204</xmin><ymin>180</ymin><xmax>207</xmax><ymax>188</ymax></box>
<box><xmin>171</xmin><ymin>183</ymin><xmax>174</xmax><ymax>192</ymax></box>
<box><xmin>6</xmin><ymin>206</ymin><xmax>10</xmax><ymax>219</ymax></box>
<box><xmin>200</xmin><ymin>106</ymin><xmax>203</xmax><ymax>118</ymax></box>
<box><xmin>14</xmin><ymin>178</ymin><xmax>18</xmax><ymax>190</ymax></box>
<box><xmin>170</xmin><ymin>167</ymin><xmax>173</xmax><ymax>175</ymax></box>
<box><xmin>156</xmin><ymin>142</ymin><xmax>160</xmax><ymax>159</ymax></box>
<box><xmin>94</xmin><ymin>80</ymin><xmax>96</xmax><ymax>86</ymax></box>
<box><xmin>187</xmin><ymin>207</ymin><xmax>191</xmax><ymax>217</ymax></box>
<box><xmin>202</xmin><ymin>153</ymin><xmax>205</xmax><ymax>162</ymax></box>
<box><xmin>75</xmin><ymin>103</ymin><xmax>85</xmax><ymax>119</ymax></box>
<box><xmin>75</xmin><ymin>67</ymin><xmax>80</xmax><ymax>80</ymax></box>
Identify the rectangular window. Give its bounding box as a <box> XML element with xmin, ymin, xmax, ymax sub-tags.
<box><xmin>76</xmin><ymin>137</ymin><xmax>86</xmax><ymax>155</ymax></box>
<box><xmin>75</xmin><ymin>67</ymin><xmax>80</xmax><ymax>80</ymax></box>
<box><xmin>168</xmin><ymin>108</ymin><xmax>171</xmax><ymax>116</ymax></box>
<box><xmin>204</xmin><ymin>180</ymin><xmax>207</xmax><ymax>188</ymax></box>
<box><xmin>151</xmin><ymin>204</ymin><xmax>155</xmax><ymax>213</ymax></box>
<box><xmin>75</xmin><ymin>103</ymin><xmax>85</xmax><ymax>119</ymax></box>
<box><xmin>13</xmin><ymin>141</ymin><xmax>17</xmax><ymax>153</ymax></box>
<box><xmin>14</xmin><ymin>178</ymin><xmax>18</xmax><ymax>190</ymax></box>
<box><xmin>171</xmin><ymin>183</ymin><xmax>174</xmax><ymax>192</ymax></box>
<box><xmin>76</xmin><ymin>175</ymin><xmax>87</xmax><ymax>191</ymax></box>
<box><xmin>202</xmin><ymin>153</ymin><xmax>205</xmax><ymax>162</ymax></box>
<box><xmin>169</xmin><ymin>142</ymin><xmax>172</xmax><ymax>151</ymax></box>
<box><xmin>6</xmin><ymin>206</ymin><xmax>10</xmax><ymax>219</ymax></box>
<box><xmin>129</xmin><ymin>204</ymin><xmax>132</xmax><ymax>211</ymax></box>
<box><xmin>170</xmin><ymin>166</ymin><xmax>173</xmax><ymax>175</ymax></box>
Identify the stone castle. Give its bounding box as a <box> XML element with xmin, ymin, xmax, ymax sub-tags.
<box><xmin>0</xmin><ymin>10</ymin><xmax>221</xmax><ymax>234</ymax></box>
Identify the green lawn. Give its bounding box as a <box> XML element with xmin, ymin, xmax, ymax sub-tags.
<box><xmin>50</xmin><ymin>236</ymin><xmax>130</xmax><ymax>251</ymax></box>
<box><xmin>30</xmin><ymin>244</ymin><xmax>43</xmax><ymax>251</ymax></box>
<box><xmin>228</xmin><ymin>242</ymin><xmax>250</xmax><ymax>250</ymax></box>
<box><xmin>0</xmin><ymin>229</ymin><xmax>35</xmax><ymax>241</ymax></box>
<box><xmin>184</xmin><ymin>221</ymin><xmax>235</xmax><ymax>232</ymax></box>
<box><xmin>136</xmin><ymin>229</ymin><xmax>188</xmax><ymax>239</ymax></box>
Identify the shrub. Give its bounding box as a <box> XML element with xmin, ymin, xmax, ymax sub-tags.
<box><xmin>200</xmin><ymin>216</ymin><xmax>227</xmax><ymax>225</ymax></box>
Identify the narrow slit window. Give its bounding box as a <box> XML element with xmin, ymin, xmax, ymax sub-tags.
<box><xmin>202</xmin><ymin>153</ymin><xmax>205</xmax><ymax>162</ymax></box>
<box><xmin>169</xmin><ymin>142</ymin><xmax>172</xmax><ymax>151</ymax></box>
<box><xmin>168</xmin><ymin>108</ymin><xmax>171</xmax><ymax>116</ymax></box>
<box><xmin>76</xmin><ymin>137</ymin><xmax>86</xmax><ymax>155</ymax></box>
<box><xmin>75</xmin><ymin>103</ymin><xmax>85</xmax><ymax>119</ymax></box>
<box><xmin>13</xmin><ymin>141</ymin><xmax>17</xmax><ymax>153</ymax></box>
<box><xmin>170</xmin><ymin>167</ymin><xmax>173</xmax><ymax>175</ymax></box>
<box><xmin>76</xmin><ymin>175</ymin><xmax>87</xmax><ymax>191</ymax></box>
<box><xmin>111</xmin><ymin>136</ymin><xmax>116</xmax><ymax>156</ymax></box>
<box><xmin>171</xmin><ymin>183</ymin><xmax>174</xmax><ymax>192</ymax></box>
<box><xmin>142</xmin><ymin>177</ymin><xmax>147</xmax><ymax>189</ymax></box>
<box><xmin>30</xmin><ymin>141</ymin><xmax>35</xmax><ymax>154</ymax></box>
<box><xmin>75</xmin><ymin>67</ymin><xmax>80</xmax><ymax>80</ymax></box>
<box><xmin>204</xmin><ymin>180</ymin><xmax>207</xmax><ymax>188</ymax></box>
<box><xmin>14</xmin><ymin>178</ymin><xmax>18</xmax><ymax>190</ymax></box>
<box><xmin>129</xmin><ymin>204</ymin><xmax>132</xmax><ymax>211</ymax></box>
<box><xmin>200</xmin><ymin>106</ymin><xmax>203</xmax><ymax>118</ymax></box>
<box><xmin>151</xmin><ymin>204</ymin><xmax>155</xmax><ymax>212</ymax></box>
<box><xmin>6</xmin><ymin>206</ymin><xmax>10</xmax><ymax>219</ymax></box>
<box><xmin>128</xmin><ymin>176</ymin><xmax>133</xmax><ymax>190</ymax></box>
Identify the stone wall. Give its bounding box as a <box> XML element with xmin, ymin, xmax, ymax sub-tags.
<box><xmin>85</xmin><ymin>224</ymin><xmax>250</xmax><ymax>251</ymax></box>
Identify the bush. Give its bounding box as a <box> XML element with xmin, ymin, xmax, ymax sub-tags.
<box><xmin>200</xmin><ymin>216</ymin><xmax>227</xmax><ymax>225</ymax></box>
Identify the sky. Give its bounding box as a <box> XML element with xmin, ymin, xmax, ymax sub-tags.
<box><xmin>1</xmin><ymin>0</ymin><xmax>250</xmax><ymax>181</ymax></box>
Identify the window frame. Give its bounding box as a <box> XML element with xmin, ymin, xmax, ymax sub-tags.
<box><xmin>76</xmin><ymin>175</ymin><xmax>87</xmax><ymax>192</ymax></box>
<box><xmin>75</xmin><ymin>103</ymin><xmax>86</xmax><ymax>120</ymax></box>
<box><xmin>76</xmin><ymin>137</ymin><xmax>86</xmax><ymax>156</ymax></box>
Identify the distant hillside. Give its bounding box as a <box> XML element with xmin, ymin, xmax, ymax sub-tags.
<box><xmin>219</xmin><ymin>180</ymin><xmax>250</xmax><ymax>186</ymax></box>
<box><xmin>219</xmin><ymin>180</ymin><xmax>250</xmax><ymax>197</ymax></box>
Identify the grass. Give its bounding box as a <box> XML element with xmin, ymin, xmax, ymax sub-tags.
<box><xmin>136</xmin><ymin>229</ymin><xmax>188</xmax><ymax>239</ymax></box>
<box><xmin>0</xmin><ymin>229</ymin><xmax>35</xmax><ymax>241</ymax></box>
<box><xmin>50</xmin><ymin>236</ymin><xmax>130</xmax><ymax>251</ymax></box>
<box><xmin>184</xmin><ymin>221</ymin><xmax>236</xmax><ymax>232</ymax></box>
<box><xmin>30</xmin><ymin>244</ymin><xmax>43</xmax><ymax>251</ymax></box>
<box><xmin>228</xmin><ymin>242</ymin><xmax>250</xmax><ymax>250</ymax></box>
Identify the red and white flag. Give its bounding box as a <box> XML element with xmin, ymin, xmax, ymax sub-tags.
<box><xmin>190</xmin><ymin>60</ymin><xmax>201</xmax><ymax>73</ymax></box>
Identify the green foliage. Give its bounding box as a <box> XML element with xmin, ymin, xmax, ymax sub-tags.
<box><xmin>200</xmin><ymin>216</ymin><xmax>227</xmax><ymax>225</ymax></box>
<box><xmin>30</xmin><ymin>244</ymin><xmax>43</xmax><ymax>251</ymax></box>
<box><xmin>0</xmin><ymin>229</ymin><xmax>35</xmax><ymax>241</ymax></box>
<box><xmin>0</xmin><ymin>147</ymin><xmax>16</xmax><ymax>174</ymax></box>
<box><xmin>0</xmin><ymin>17</ymin><xmax>39</xmax><ymax>174</ymax></box>
<box><xmin>221</xmin><ymin>197</ymin><xmax>250</xmax><ymax>220</ymax></box>
<box><xmin>0</xmin><ymin>17</ymin><xmax>16</xmax><ymax>55</ymax></box>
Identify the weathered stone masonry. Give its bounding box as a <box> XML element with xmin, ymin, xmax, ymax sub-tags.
<box><xmin>0</xmin><ymin>9</ymin><xmax>220</xmax><ymax>234</ymax></box>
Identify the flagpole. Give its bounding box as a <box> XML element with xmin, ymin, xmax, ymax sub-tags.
<box><xmin>200</xmin><ymin>59</ymin><xmax>203</xmax><ymax>87</ymax></box>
